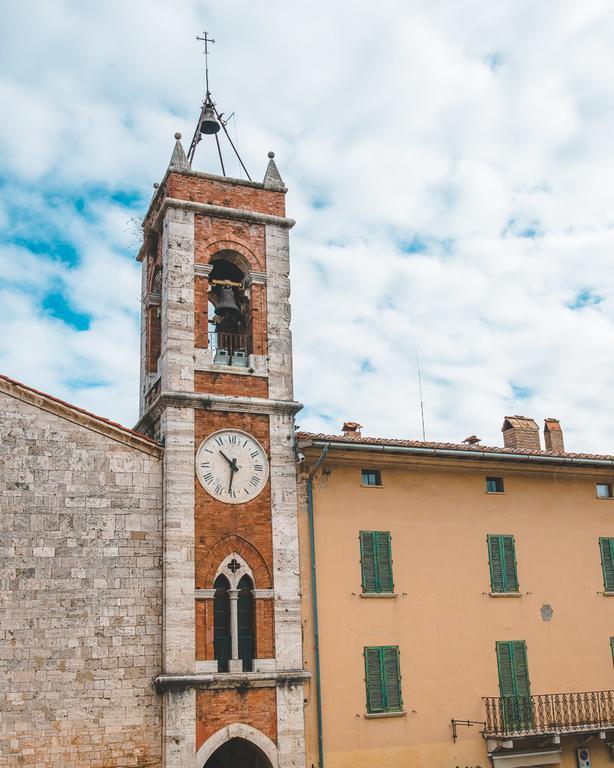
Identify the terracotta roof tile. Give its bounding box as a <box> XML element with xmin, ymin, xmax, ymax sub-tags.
<box><xmin>295</xmin><ymin>430</ymin><xmax>614</xmax><ymax>462</ymax></box>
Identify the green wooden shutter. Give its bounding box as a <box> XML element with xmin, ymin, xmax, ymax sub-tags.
<box><xmin>382</xmin><ymin>646</ymin><xmax>402</xmax><ymax>711</ymax></box>
<box><xmin>364</xmin><ymin>647</ymin><xmax>384</xmax><ymax>713</ymax></box>
<box><xmin>360</xmin><ymin>532</ymin><xmax>394</xmax><ymax>593</ymax></box>
<box><xmin>488</xmin><ymin>535</ymin><xmax>504</xmax><ymax>592</ymax></box>
<box><xmin>376</xmin><ymin>532</ymin><xmax>394</xmax><ymax>593</ymax></box>
<box><xmin>600</xmin><ymin>538</ymin><xmax>614</xmax><ymax>592</ymax></box>
<box><xmin>364</xmin><ymin>646</ymin><xmax>402</xmax><ymax>713</ymax></box>
<box><xmin>610</xmin><ymin>637</ymin><xmax>614</xmax><ymax>667</ymax></box>
<box><xmin>496</xmin><ymin>641</ymin><xmax>531</xmax><ymax>731</ymax></box>
<box><xmin>502</xmin><ymin>536</ymin><xmax>519</xmax><ymax>592</ymax></box>
<box><xmin>360</xmin><ymin>532</ymin><xmax>377</xmax><ymax>593</ymax></box>
<box><xmin>488</xmin><ymin>535</ymin><xmax>518</xmax><ymax>592</ymax></box>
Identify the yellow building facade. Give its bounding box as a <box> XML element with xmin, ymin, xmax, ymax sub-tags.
<box><xmin>297</xmin><ymin>418</ymin><xmax>614</xmax><ymax>768</ymax></box>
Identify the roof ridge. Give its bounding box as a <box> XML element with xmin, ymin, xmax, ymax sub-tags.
<box><xmin>0</xmin><ymin>373</ymin><xmax>161</xmax><ymax>454</ymax></box>
<box><xmin>295</xmin><ymin>430</ymin><xmax>613</xmax><ymax>461</ymax></box>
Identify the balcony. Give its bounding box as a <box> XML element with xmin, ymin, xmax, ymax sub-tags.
<box><xmin>484</xmin><ymin>691</ymin><xmax>614</xmax><ymax>738</ymax></box>
<box><xmin>208</xmin><ymin>331</ymin><xmax>251</xmax><ymax>367</ymax></box>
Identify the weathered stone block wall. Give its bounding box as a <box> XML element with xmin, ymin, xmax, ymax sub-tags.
<box><xmin>0</xmin><ymin>392</ymin><xmax>163</xmax><ymax>768</ymax></box>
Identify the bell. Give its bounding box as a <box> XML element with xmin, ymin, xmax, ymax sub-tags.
<box><xmin>216</xmin><ymin>286</ymin><xmax>239</xmax><ymax>314</ymax></box>
<box><xmin>199</xmin><ymin>105</ymin><xmax>221</xmax><ymax>135</ymax></box>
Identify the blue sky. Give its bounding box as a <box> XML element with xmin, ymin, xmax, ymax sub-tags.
<box><xmin>1</xmin><ymin>1</ymin><xmax>614</xmax><ymax>452</ymax></box>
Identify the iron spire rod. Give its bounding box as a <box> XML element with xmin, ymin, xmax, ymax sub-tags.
<box><xmin>187</xmin><ymin>102</ymin><xmax>205</xmax><ymax>165</ymax></box>
<box><xmin>213</xmin><ymin>103</ymin><xmax>252</xmax><ymax>181</ymax></box>
<box><xmin>214</xmin><ymin>132</ymin><xmax>226</xmax><ymax>176</ymax></box>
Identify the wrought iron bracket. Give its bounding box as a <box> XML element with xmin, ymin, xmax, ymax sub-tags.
<box><xmin>451</xmin><ymin>719</ymin><xmax>487</xmax><ymax>742</ymax></box>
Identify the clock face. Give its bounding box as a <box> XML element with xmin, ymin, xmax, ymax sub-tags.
<box><xmin>195</xmin><ymin>429</ymin><xmax>269</xmax><ymax>504</ymax></box>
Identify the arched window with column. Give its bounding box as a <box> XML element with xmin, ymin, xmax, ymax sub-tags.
<box><xmin>213</xmin><ymin>574</ymin><xmax>231</xmax><ymax>673</ymax></box>
<box><xmin>237</xmin><ymin>574</ymin><xmax>255</xmax><ymax>672</ymax></box>
<box><xmin>209</xmin><ymin>554</ymin><xmax>257</xmax><ymax>673</ymax></box>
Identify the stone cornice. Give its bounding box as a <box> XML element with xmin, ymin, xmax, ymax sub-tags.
<box><xmin>135</xmin><ymin>392</ymin><xmax>303</xmax><ymax>432</ymax></box>
<box><xmin>154</xmin><ymin>669</ymin><xmax>310</xmax><ymax>693</ymax></box>
<box><xmin>152</xmin><ymin>198</ymin><xmax>295</xmax><ymax>231</ymax></box>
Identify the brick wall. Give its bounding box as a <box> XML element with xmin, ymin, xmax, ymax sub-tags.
<box><xmin>194</xmin><ymin>371</ymin><xmax>268</xmax><ymax>398</ymax></box>
<box><xmin>195</xmin><ymin>688</ymin><xmax>277</xmax><ymax>752</ymax></box>
<box><xmin>168</xmin><ymin>173</ymin><xmax>286</xmax><ymax>218</ymax></box>
<box><xmin>194</xmin><ymin>216</ymin><xmax>265</xmax><ymax>270</ymax></box>
<box><xmin>0</xmin><ymin>392</ymin><xmax>163</xmax><ymax>768</ymax></box>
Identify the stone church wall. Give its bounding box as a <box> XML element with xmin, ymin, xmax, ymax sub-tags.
<box><xmin>0</xmin><ymin>391</ymin><xmax>163</xmax><ymax>767</ymax></box>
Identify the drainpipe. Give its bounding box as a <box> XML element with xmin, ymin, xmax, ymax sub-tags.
<box><xmin>307</xmin><ymin>445</ymin><xmax>328</xmax><ymax>768</ymax></box>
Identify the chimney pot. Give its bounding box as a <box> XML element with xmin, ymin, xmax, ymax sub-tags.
<box><xmin>502</xmin><ymin>416</ymin><xmax>541</xmax><ymax>452</ymax></box>
<box><xmin>463</xmin><ymin>435</ymin><xmax>481</xmax><ymax>445</ymax></box>
<box><xmin>342</xmin><ymin>421</ymin><xmax>362</xmax><ymax>438</ymax></box>
<box><xmin>544</xmin><ymin>418</ymin><xmax>564</xmax><ymax>453</ymax></box>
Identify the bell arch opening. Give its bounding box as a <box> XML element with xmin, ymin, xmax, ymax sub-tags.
<box><xmin>208</xmin><ymin>255</ymin><xmax>251</xmax><ymax>364</ymax></box>
<box><xmin>203</xmin><ymin>737</ymin><xmax>273</xmax><ymax>768</ymax></box>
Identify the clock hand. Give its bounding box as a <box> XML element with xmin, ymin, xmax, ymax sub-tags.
<box><xmin>219</xmin><ymin>450</ymin><xmax>234</xmax><ymax>466</ymax></box>
<box><xmin>228</xmin><ymin>464</ymin><xmax>237</xmax><ymax>494</ymax></box>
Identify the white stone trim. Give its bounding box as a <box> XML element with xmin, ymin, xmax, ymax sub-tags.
<box><xmin>194</xmin><ymin>348</ymin><xmax>269</xmax><ymax>378</ymax></box>
<box><xmin>195</xmin><ymin>722</ymin><xmax>279</xmax><ymax>768</ymax></box>
<box><xmin>253</xmin><ymin>658</ymin><xmax>276</xmax><ymax>672</ymax></box>
<box><xmin>195</xmin><ymin>660</ymin><xmax>218</xmax><ymax>673</ymax></box>
<box><xmin>253</xmin><ymin>589</ymin><xmax>275</xmax><ymax>599</ymax></box>
<box><xmin>194</xmin><ymin>263</ymin><xmax>213</xmax><ymax>277</ymax></box>
<box><xmin>244</xmin><ymin>271</ymin><xmax>267</xmax><ymax>287</ymax></box>
<box><xmin>214</xmin><ymin>552</ymin><xmax>255</xmax><ymax>590</ymax></box>
<box><xmin>195</xmin><ymin>589</ymin><xmax>216</xmax><ymax>599</ymax></box>
<box><xmin>152</xmin><ymin>197</ymin><xmax>295</xmax><ymax>230</ymax></box>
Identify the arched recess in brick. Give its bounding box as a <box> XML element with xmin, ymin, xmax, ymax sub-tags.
<box><xmin>195</xmin><ymin>723</ymin><xmax>278</xmax><ymax>768</ymax></box>
<box><xmin>204</xmin><ymin>239</ymin><xmax>262</xmax><ymax>273</ymax></box>
<box><xmin>196</xmin><ymin>534</ymin><xmax>272</xmax><ymax>590</ymax></box>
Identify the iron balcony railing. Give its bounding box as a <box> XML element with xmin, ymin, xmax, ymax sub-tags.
<box><xmin>208</xmin><ymin>331</ymin><xmax>251</xmax><ymax>364</ymax></box>
<box><xmin>484</xmin><ymin>691</ymin><xmax>614</xmax><ymax>737</ymax></box>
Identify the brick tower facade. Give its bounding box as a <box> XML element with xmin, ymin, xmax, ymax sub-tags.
<box><xmin>136</xmin><ymin>137</ymin><xmax>307</xmax><ymax>768</ymax></box>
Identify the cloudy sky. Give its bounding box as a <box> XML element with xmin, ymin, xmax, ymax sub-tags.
<box><xmin>1</xmin><ymin>1</ymin><xmax>614</xmax><ymax>452</ymax></box>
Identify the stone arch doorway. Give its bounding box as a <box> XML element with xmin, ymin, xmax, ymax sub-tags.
<box><xmin>203</xmin><ymin>737</ymin><xmax>273</xmax><ymax>768</ymax></box>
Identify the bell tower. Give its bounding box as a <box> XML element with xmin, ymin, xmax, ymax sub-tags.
<box><xmin>136</xmin><ymin>45</ymin><xmax>307</xmax><ymax>768</ymax></box>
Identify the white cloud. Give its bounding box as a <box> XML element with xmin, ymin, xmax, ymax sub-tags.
<box><xmin>1</xmin><ymin>1</ymin><xmax>614</xmax><ymax>451</ymax></box>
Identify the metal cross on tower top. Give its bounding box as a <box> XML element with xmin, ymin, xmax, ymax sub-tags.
<box><xmin>196</xmin><ymin>31</ymin><xmax>215</xmax><ymax>96</ymax></box>
<box><xmin>187</xmin><ymin>32</ymin><xmax>252</xmax><ymax>180</ymax></box>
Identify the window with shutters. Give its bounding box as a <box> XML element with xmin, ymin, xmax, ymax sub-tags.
<box><xmin>600</xmin><ymin>538</ymin><xmax>614</xmax><ymax>592</ymax></box>
<box><xmin>237</xmin><ymin>574</ymin><xmax>255</xmax><ymax>672</ymax></box>
<box><xmin>360</xmin><ymin>531</ymin><xmax>394</xmax><ymax>593</ymax></box>
<box><xmin>364</xmin><ymin>646</ymin><xmax>403</xmax><ymax>714</ymax></box>
<box><xmin>213</xmin><ymin>574</ymin><xmax>231</xmax><ymax>673</ymax></box>
<box><xmin>496</xmin><ymin>640</ymin><xmax>532</xmax><ymax>731</ymax></box>
<box><xmin>487</xmin><ymin>535</ymin><xmax>519</xmax><ymax>593</ymax></box>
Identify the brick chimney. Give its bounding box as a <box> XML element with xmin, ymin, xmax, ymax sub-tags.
<box><xmin>502</xmin><ymin>416</ymin><xmax>541</xmax><ymax>451</ymax></box>
<box><xmin>544</xmin><ymin>418</ymin><xmax>564</xmax><ymax>453</ymax></box>
<box><xmin>342</xmin><ymin>421</ymin><xmax>362</xmax><ymax>438</ymax></box>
